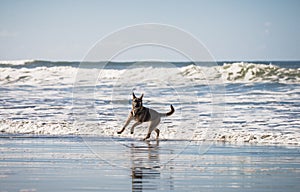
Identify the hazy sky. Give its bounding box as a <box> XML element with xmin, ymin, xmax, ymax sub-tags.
<box><xmin>0</xmin><ymin>0</ymin><xmax>299</xmax><ymax>61</ymax></box>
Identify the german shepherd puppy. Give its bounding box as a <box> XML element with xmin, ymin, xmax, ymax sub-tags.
<box><xmin>117</xmin><ymin>92</ymin><xmax>175</xmax><ymax>140</ymax></box>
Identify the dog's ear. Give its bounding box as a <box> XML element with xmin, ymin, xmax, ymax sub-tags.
<box><xmin>132</xmin><ymin>92</ymin><xmax>136</xmax><ymax>99</ymax></box>
<box><xmin>140</xmin><ymin>93</ymin><xmax>144</xmax><ymax>100</ymax></box>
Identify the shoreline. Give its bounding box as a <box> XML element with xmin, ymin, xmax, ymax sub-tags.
<box><xmin>1</xmin><ymin>136</ymin><xmax>299</xmax><ymax>191</ymax></box>
<box><xmin>0</xmin><ymin>132</ymin><xmax>299</xmax><ymax>147</ymax></box>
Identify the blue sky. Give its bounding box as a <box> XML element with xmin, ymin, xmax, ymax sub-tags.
<box><xmin>0</xmin><ymin>0</ymin><xmax>299</xmax><ymax>61</ymax></box>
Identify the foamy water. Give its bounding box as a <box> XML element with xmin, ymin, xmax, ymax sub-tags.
<box><xmin>0</xmin><ymin>60</ymin><xmax>299</xmax><ymax>145</ymax></box>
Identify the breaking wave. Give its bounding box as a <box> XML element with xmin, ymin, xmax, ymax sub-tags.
<box><xmin>221</xmin><ymin>62</ymin><xmax>300</xmax><ymax>83</ymax></box>
<box><xmin>1</xmin><ymin>60</ymin><xmax>299</xmax><ymax>84</ymax></box>
<box><xmin>0</xmin><ymin>60</ymin><xmax>79</xmax><ymax>68</ymax></box>
<box><xmin>180</xmin><ymin>62</ymin><xmax>300</xmax><ymax>84</ymax></box>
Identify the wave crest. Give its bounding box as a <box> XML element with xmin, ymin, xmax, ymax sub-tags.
<box><xmin>0</xmin><ymin>59</ymin><xmax>35</xmax><ymax>66</ymax></box>
<box><xmin>221</xmin><ymin>62</ymin><xmax>300</xmax><ymax>83</ymax></box>
<box><xmin>181</xmin><ymin>62</ymin><xmax>300</xmax><ymax>83</ymax></box>
<box><xmin>1</xmin><ymin>60</ymin><xmax>299</xmax><ymax>84</ymax></box>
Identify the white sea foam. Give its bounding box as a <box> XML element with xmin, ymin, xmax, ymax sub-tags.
<box><xmin>1</xmin><ymin>62</ymin><xmax>299</xmax><ymax>85</ymax></box>
<box><xmin>1</xmin><ymin>119</ymin><xmax>299</xmax><ymax>145</ymax></box>
<box><xmin>180</xmin><ymin>62</ymin><xmax>300</xmax><ymax>84</ymax></box>
<box><xmin>0</xmin><ymin>66</ymin><xmax>76</xmax><ymax>86</ymax></box>
<box><xmin>0</xmin><ymin>61</ymin><xmax>299</xmax><ymax>145</ymax></box>
<box><xmin>0</xmin><ymin>120</ymin><xmax>75</xmax><ymax>135</ymax></box>
<box><xmin>220</xmin><ymin>62</ymin><xmax>300</xmax><ymax>83</ymax></box>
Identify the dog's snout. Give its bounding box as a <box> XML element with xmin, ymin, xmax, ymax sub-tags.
<box><xmin>132</xmin><ymin>99</ymin><xmax>142</xmax><ymax>108</ymax></box>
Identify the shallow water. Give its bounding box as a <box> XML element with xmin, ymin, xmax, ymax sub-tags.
<box><xmin>1</xmin><ymin>136</ymin><xmax>299</xmax><ymax>191</ymax></box>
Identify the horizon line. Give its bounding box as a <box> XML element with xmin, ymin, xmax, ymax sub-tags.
<box><xmin>1</xmin><ymin>59</ymin><xmax>300</xmax><ymax>63</ymax></box>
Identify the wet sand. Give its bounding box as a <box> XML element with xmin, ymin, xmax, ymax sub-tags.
<box><xmin>0</xmin><ymin>135</ymin><xmax>299</xmax><ymax>192</ymax></box>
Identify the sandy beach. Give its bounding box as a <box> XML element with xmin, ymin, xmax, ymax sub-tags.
<box><xmin>1</xmin><ymin>135</ymin><xmax>299</xmax><ymax>192</ymax></box>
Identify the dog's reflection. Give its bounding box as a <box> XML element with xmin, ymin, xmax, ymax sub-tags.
<box><xmin>131</xmin><ymin>140</ymin><xmax>161</xmax><ymax>192</ymax></box>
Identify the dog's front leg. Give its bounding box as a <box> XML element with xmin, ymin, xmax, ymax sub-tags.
<box><xmin>130</xmin><ymin>122</ymin><xmax>142</xmax><ymax>134</ymax></box>
<box><xmin>117</xmin><ymin>113</ymin><xmax>133</xmax><ymax>134</ymax></box>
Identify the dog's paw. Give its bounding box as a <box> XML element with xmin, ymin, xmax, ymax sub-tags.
<box><xmin>117</xmin><ymin>131</ymin><xmax>122</xmax><ymax>134</ymax></box>
<box><xmin>130</xmin><ymin>131</ymin><xmax>134</xmax><ymax>134</ymax></box>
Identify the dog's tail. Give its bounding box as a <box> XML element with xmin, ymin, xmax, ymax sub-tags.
<box><xmin>161</xmin><ymin>105</ymin><xmax>175</xmax><ymax>117</ymax></box>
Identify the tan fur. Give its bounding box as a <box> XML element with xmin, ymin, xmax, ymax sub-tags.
<box><xmin>117</xmin><ymin>93</ymin><xmax>174</xmax><ymax>140</ymax></box>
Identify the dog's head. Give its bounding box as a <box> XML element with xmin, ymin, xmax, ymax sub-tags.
<box><xmin>132</xmin><ymin>92</ymin><xmax>143</xmax><ymax>109</ymax></box>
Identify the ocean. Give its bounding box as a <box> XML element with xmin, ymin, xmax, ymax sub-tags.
<box><xmin>0</xmin><ymin>60</ymin><xmax>299</xmax><ymax>145</ymax></box>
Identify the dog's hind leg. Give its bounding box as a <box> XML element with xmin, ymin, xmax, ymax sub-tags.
<box><xmin>131</xmin><ymin>122</ymin><xmax>142</xmax><ymax>134</ymax></box>
<box><xmin>154</xmin><ymin>129</ymin><xmax>160</xmax><ymax>139</ymax></box>
<box><xmin>143</xmin><ymin>118</ymin><xmax>160</xmax><ymax>140</ymax></box>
